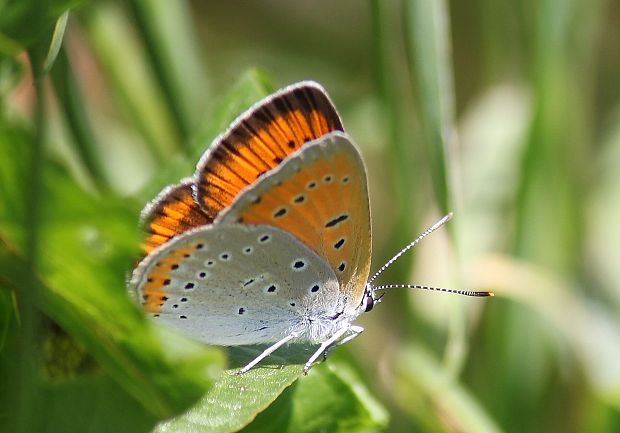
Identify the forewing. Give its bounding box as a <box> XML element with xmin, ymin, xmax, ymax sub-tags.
<box><xmin>217</xmin><ymin>132</ymin><xmax>372</xmax><ymax>309</ymax></box>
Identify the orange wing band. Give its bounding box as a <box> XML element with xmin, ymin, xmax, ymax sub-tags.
<box><xmin>141</xmin><ymin>182</ymin><xmax>212</xmax><ymax>254</ymax></box>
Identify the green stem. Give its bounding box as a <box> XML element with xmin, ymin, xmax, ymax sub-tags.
<box><xmin>403</xmin><ymin>0</ymin><xmax>468</xmax><ymax>378</ymax></box>
<box><xmin>128</xmin><ymin>0</ymin><xmax>207</xmax><ymax>149</ymax></box>
<box><xmin>370</xmin><ymin>0</ymin><xmax>416</xmax><ymax>331</ymax></box>
<box><xmin>50</xmin><ymin>49</ymin><xmax>109</xmax><ymax>191</ymax></box>
<box><xmin>17</xmin><ymin>47</ymin><xmax>47</xmax><ymax>433</ymax></box>
<box><xmin>403</xmin><ymin>0</ymin><xmax>453</xmax><ymax>213</ymax></box>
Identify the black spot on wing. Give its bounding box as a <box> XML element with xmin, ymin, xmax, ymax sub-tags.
<box><xmin>325</xmin><ymin>214</ymin><xmax>349</xmax><ymax>228</ymax></box>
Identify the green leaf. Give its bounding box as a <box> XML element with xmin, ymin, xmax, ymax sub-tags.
<box><xmin>242</xmin><ymin>363</ymin><xmax>388</xmax><ymax>433</ymax></box>
<box><xmin>42</xmin><ymin>11</ymin><xmax>68</xmax><ymax>72</ymax></box>
<box><xmin>157</xmin><ymin>360</ymin><xmax>388</xmax><ymax>433</ymax></box>
<box><xmin>0</xmin><ymin>0</ymin><xmax>83</xmax><ymax>55</ymax></box>
<box><xmin>155</xmin><ymin>344</ymin><xmax>309</xmax><ymax>433</ymax></box>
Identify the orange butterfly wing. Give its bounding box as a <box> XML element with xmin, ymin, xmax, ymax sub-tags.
<box><xmin>217</xmin><ymin>132</ymin><xmax>371</xmax><ymax>308</ymax></box>
<box><xmin>140</xmin><ymin>180</ymin><xmax>212</xmax><ymax>254</ymax></box>
<box><xmin>195</xmin><ymin>82</ymin><xmax>343</xmax><ymax>220</ymax></box>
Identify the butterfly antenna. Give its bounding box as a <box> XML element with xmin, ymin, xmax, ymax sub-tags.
<box><xmin>368</xmin><ymin>213</ymin><xmax>453</xmax><ymax>285</ymax></box>
<box><xmin>374</xmin><ymin>284</ymin><xmax>493</xmax><ymax>297</ymax></box>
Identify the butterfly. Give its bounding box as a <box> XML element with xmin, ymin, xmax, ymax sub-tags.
<box><xmin>130</xmin><ymin>81</ymin><xmax>492</xmax><ymax>374</ymax></box>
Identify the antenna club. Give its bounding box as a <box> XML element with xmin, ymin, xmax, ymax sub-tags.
<box><xmin>466</xmin><ymin>291</ymin><xmax>494</xmax><ymax>297</ymax></box>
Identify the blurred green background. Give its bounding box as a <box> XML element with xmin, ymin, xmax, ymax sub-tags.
<box><xmin>1</xmin><ymin>0</ymin><xmax>620</xmax><ymax>432</ymax></box>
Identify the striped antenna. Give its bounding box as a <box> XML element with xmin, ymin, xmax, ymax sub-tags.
<box><xmin>374</xmin><ymin>284</ymin><xmax>493</xmax><ymax>297</ymax></box>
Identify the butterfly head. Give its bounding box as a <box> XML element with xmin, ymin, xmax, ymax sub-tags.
<box><xmin>361</xmin><ymin>283</ymin><xmax>381</xmax><ymax>313</ymax></box>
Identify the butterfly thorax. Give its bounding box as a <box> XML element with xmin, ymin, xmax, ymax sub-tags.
<box><xmin>291</xmin><ymin>302</ymin><xmax>362</xmax><ymax>344</ymax></box>
<box><xmin>290</xmin><ymin>283</ymin><xmax>375</xmax><ymax>343</ymax></box>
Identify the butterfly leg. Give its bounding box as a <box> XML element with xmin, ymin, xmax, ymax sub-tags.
<box><xmin>238</xmin><ymin>331</ymin><xmax>301</xmax><ymax>374</ymax></box>
<box><xmin>303</xmin><ymin>325</ymin><xmax>364</xmax><ymax>374</ymax></box>
<box><xmin>334</xmin><ymin>325</ymin><xmax>364</xmax><ymax>347</ymax></box>
<box><xmin>322</xmin><ymin>325</ymin><xmax>365</xmax><ymax>361</ymax></box>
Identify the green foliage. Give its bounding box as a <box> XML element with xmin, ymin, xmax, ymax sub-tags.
<box><xmin>0</xmin><ymin>0</ymin><xmax>82</xmax><ymax>53</ymax></box>
<box><xmin>1</xmin><ymin>0</ymin><xmax>620</xmax><ymax>432</ymax></box>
